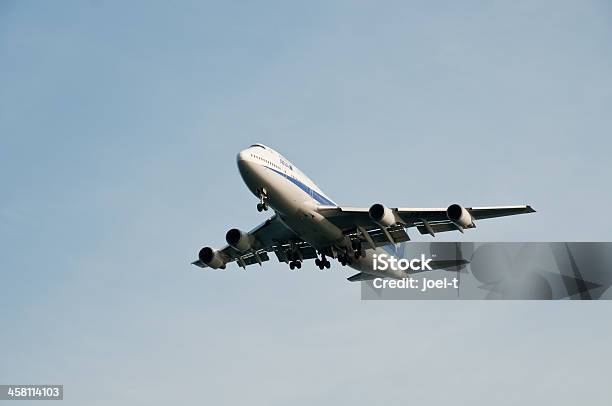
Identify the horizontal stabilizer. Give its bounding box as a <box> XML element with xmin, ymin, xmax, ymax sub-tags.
<box><xmin>347</xmin><ymin>272</ymin><xmax>379</xmax><ymax>282</ymax></box>
<box><xmin>429</xmin><ymin>259</ymin><xmax>470</xmax><ymax>271</ymax></box>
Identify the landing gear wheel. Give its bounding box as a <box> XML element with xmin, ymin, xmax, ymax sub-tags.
<box><xmin>316</xmin><ymin>252</ymin><xmax>330</xmax><ymax>270</ymax></box>
<box><xmin>339</xmin><ymin>254</ymin><xmax>352</xmax><ymax>266</ymax></box>
<box><xmin>289</xmin><ymin>262</ymin><xmax>295</xmax><ymax>270</ymax></box>
<box><xmin>256</xmin><ymin>188</ymin><xmax>269</xmax><ymax>211</ymax></box>
<box><xmin>296</xmin><ymin>261</ymin><xmax>301</xmax><ymax>269</ymax></box>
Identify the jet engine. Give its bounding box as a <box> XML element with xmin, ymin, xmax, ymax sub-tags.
<box><xmin>225</xmin><ymin>228</ymin><xmax>254</xmax><ymax>252</ymax></box>
<box><xmin>369</xmin><ymin>203</ymin><xmax>396</xmax><ymax>227</ymax></box>
<box><xmin>199</xmin><ymin>247</ymin><xmax>226</xmax><ymax>269</ymax></box>
<box><xmin>446</xmin><ymin>204</ymin><xmax>474</xmax><ymax>229</ymax></box>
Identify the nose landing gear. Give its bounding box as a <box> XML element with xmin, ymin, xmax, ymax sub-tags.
<box><xmin>256</xmin><ymin>188</ymin><xmax>269</xmax><ymax>212</ymax></box>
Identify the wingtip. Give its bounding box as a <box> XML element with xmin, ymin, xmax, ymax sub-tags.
<box><xmin>526</xmin><ymin>205</ymin><xmax>536</xmax><ymax>213</ymax></box>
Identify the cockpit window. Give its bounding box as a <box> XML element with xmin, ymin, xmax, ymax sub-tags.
<box><xmin>249</xmin><ymin>143</ymin><xmax>267</xmax><ymax>149</ymax></box>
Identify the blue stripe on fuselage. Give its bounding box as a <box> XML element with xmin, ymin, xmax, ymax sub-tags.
<box><xmin>264</xmin><ymin>166</ymin><xmax>337</xmax><ymax>206</ymax></box>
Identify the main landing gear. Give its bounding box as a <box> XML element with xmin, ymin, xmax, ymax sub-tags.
<box><xmin>256</xmin><ymin>187</ymin><xmax>269</xmax><ymax>212</ymax></box>
<box><xmin>288</xmin><ymin>250</ymin><xmax>302</xmax><ymax>270</ymax></box>
<box><xmin>338</xmin><ymin>254</ymin><xmax>352</xmax><ymax>267</ymax></box>
<box><xmin>337</xmin><ymin>240</ymin><xmax>362</xmax><ymax>266</ymax></box>
<box><xmin>315</xmin><ymin>254</ymin><xmax>331</xmax><ymax>270</ymax></box>
<box><xmin>352</xmin><ymin>240</ymin><xmax>364</xmax><ymax>259</ymax></box>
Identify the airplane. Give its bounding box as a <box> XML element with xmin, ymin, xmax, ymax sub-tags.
<box><xmin>192</xmin><ymin>143</ymin><xmax>535</xmax><ymax>281</ymax></box>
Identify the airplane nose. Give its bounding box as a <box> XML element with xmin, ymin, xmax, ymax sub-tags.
<box><xmin>236</xmin><ymin>150</ymin><xmax>252</xmax><ymax>176</ymax></box>
<box><xmin>237</xmin><ymin>150</ymin><xmax>248</xmax><ymax>162</ymax></box>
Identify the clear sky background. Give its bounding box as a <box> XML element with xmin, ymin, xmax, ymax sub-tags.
<box><xmin>1</xmin><ymin>0</ymin><xmax>611</xmax><ymax>404</ymax></box>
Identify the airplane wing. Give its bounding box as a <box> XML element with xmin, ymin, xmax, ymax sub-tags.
<box><xmin>192</xmin><ymin>214</ymin><xmax>299</xmax><ymax>269</ymax></box>
<box><xmin>318</xmin><ymin>204</ymin><xmax>535</xmax><ymax>238</ymax></box>
<box><xmin>194</xmin><ymin>204</ymin><xmax>535</xmax><ymax>269</ymax></box>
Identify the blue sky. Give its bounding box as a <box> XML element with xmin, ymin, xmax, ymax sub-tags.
<box><xmin>1</xmin><ymin>1</ymin><xmax>612</xmax><ymax>404</ymax></box>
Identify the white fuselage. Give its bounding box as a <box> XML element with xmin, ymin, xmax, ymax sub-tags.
<box><xmin>237</xmin><ymin>144</ymin><xmax>406</xmax><ymax>279</ymax></box>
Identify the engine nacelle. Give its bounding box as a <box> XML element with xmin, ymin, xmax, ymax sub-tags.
<box><xmin>199</xmin><ymin>247</ymin><xmax>226</xmax><ymax>269</ymax></box>
<box><xmin>369</xmin><ymin>203</ymin><xmax>396</xmax><ymax>227</ymax></box>
<box><xmin>225</xmin><ymin>228</ymin><xmax>254</xmax><ymax>252</ymax></box>
<box><xmin>446</xmin><ymin>204</ymin><xmax>474</xmax><ymax>228</ymax></box>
